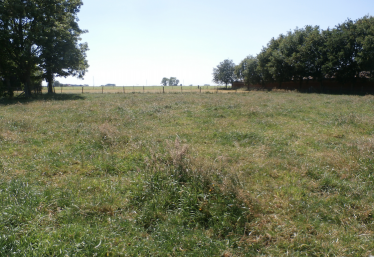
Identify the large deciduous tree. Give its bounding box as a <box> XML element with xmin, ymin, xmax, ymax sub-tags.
<box><xmin>322</xmin><ymin>19</ymin><xmax>361</xmax><ymax>84</ymax></box>
<box><xmin>35</xmin><ymin>0</ymin><xmax>89</xmax><ymax>94</ymax></box>
<box><xmin>0</xmin><ymin>0</ymin><xmax>40</xmax><ymax>97</ymax></box>
<box><xmin>0</xmin><ymin>0</ymin><xmax>89</xmax><ymax>97</ymax></box>
<box><xmin>354</xmin><ymin>15</ymin><xmax>374</xmax><ymax>80</ymax></box>
<box><xmin>212</xmin><ymin>59</ymin><xmax>236</xmax><ymax>88</ymax></box>
<box><xmin>235</xmin><ymin>56</ymin><xmax>261</xmax><ymax>86</ymax></box>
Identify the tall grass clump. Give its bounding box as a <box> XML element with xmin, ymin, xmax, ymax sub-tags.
<box><xmin>129</xmin><ymin>138</ymin><xmax>256</xmax><ymax>249</ymax></box>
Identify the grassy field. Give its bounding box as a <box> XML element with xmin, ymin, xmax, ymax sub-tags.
<box><xmin>0</xmin><ymin>91</ymin><xmax>373</xmax><ymax>256</ymax></box>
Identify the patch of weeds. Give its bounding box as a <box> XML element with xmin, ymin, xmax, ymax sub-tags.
<box><xmin>306</xmin><ymin>168</ymin><xmax>322</xmax><ymax>180</ymax></box>
<box><xmin>319</xmin><ymin>176</ymin><xmax>338</xmax><ymax>193</ymax></box>
<box><xmin>212</xmin><ymin>131</ymin><xmax>263</xmax><ymax>147</ymax></box>
<box><xmin>333</xmin><ymin>113</ymin><xmax>362</xmax><ymax>126</ymax></box>
<box><xmin>116</xmin><ymin>152</ymin><xmax>145</xmax><ymax>173</ymax></box>
<box><xmin>117</xmin><ymin>134</ymin><xmax>130</xmax><ymax>144</ymax></box>
<box><xmin>130</xmin><ymin>171</ymin><xmax>253</xmax><ymax>236</ymax></box>
<box><xmin>0</xmin><ymin>179</ymin><xmax>42</xmax><ymax>229</ymax></box>
<box><xmin>129</xmin><ymin>140</ymin><xmax>256</xmax><ymax>242</ymax></box>
<box><xmin>26</xmin><ymin>138</ymin><xmax>45</xmax><ymax>147</ymax></box>
<box><xmin>98</xmin><ymin>122</ymin><xmax>119</xmax><ymax>146</ymax></box>
<box><xmin>7</xmin><ymin>119</ymin><xmax>31</xmax><ymax>132</ymax></box>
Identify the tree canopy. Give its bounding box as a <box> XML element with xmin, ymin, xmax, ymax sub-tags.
<box><xmin>161</xmin><ymin>77</ymin><xmax>180</xmax><ymax>86</ymax></box>
<box><xmin>212</xmin><ymin>59</ymin><xmax>236</xmax><ymax>88</ymax></box>
<box><xmin>0</xmin><ymin>0</ymin><xmax>89</xmax><ymax>97</ymax></box>
<box><xmin>233</xmin><ymin>15</ymin><xmax>374</xmax><ymax>89</ymax></box>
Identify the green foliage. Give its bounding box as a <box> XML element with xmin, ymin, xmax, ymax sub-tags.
<box><xmin>240</xmin><ymin>15</ymin><xmax>374</xmax><ymax>88</ymax></box>
<box><xmin>212</xmin><ymin>59</ymin><xmax>236</xmax><ymax>88</ymax></box>
<box><xmin>235</xmin><ymin>55</ymin><xmax>262</xmax><ymax>86</ymax></box>
<box><xmin>0</xmin><ymin>0</ymin><xmax>88</xmax><ymax>96</ymax></box>
<box><xmin>161</xmin><ymin>77</ymin><xmax>180</xmax><ymax>86</ymax></box>
<box><xmin>161</xmin><ymin>77</ymin><xmax>169</xmax><ymax>86</ymax></box>
<box><xmin>356</xmin><ymin>16</ymin><xmax>374</xmax><ymax>77</ymax></box>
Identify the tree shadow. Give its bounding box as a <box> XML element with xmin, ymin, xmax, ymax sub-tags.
<box><xmin>0</xmin><ymin>93</ymin><xmax>86</xmax><ymax>105</ymax></box>
<box><xmin>242</xmin><ymin>87</ymin><xmax>374</xmax><ymax>96</ymax></box>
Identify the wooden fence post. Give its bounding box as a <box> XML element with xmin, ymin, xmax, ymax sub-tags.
<box><xmin>163</xmin><ymin>87</ymin><xmax>164</xmax><ymax>93</ymax></box>
<box><xmin>143</xmin><ymin>86</ymin><xmax>145</xmax><ymax>93</ymax></box>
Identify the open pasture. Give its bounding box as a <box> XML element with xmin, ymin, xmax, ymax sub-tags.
<box><xmin>0</xmin><ymin>91</ymin><xmax>374</xmax><ymax>256</ymax></box>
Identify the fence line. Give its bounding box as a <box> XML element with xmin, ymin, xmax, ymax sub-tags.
<box><xmin>46</xmin><ymin>85</ymin><xmax>242</xmax><ymax>94</ymax></box>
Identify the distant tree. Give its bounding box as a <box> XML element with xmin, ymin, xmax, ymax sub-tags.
<box><xmin>244</xmin><ymin>57</ymin><xmax>261</xmax><ymax>86</ymax></box>
<box><xmin>235</xmin><ymin>55</ymin><xmax>262</xmax><ymax>86</ymax></box>
<box><xmin>161</xmin><ymin>77</ymin><xmax>169</xmax><ymax>86</ymax></box>
<box><xmin>320</xmin><ymin>20</ymin><xmax>360</xmax><ymax>84</ymax></box>
<box><xmin>169</xmin><ymin>77</ymin><xmax>176</xmax><ymax>86</ymax></box>
<box><xmin>212</xmin><ymin>59</ymin><xmax>236</xmax><ymax>88</ymax></box>
<box><xmin>267</xmin><ymin>35</ymin><xmax>295</xmax><ymax>86</ymax></box>
<box><xmin>234</xmin><ymin>59</ymin><xmax>246</xmax><ymax>81</ymax></box>
<box><xmin>256</xmin><ymin>45</ymin><xmax>274</xmax><ymax>85</ymax></box>
<box><xmin>168</xmin><ymin>77</ymin><xmax>180</xmax><ymax>86</ymax></box>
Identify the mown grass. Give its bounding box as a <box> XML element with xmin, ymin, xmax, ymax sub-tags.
<box><xmin>0</xmin><ymin>91</ymin><xmax>374</xmax><ymax>256</ymax></box>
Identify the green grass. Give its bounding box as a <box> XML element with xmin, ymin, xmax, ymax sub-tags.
<box><xmin>0</xmin><ymin>91</ymin><xmax>374</xmax><ymax>256</ymax></box>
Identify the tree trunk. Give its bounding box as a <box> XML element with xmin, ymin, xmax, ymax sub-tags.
<box><xmin>23</xmin><ymin>46</ymin><xmax>33</xmax><ymax>97</ymax></box>
<box><xmin>5</xmin><ymin>78</ymin><xmax>13</xmax><ymax>98</ymax></box>
<box><xmin>47</xmin><ymin>69</ymin><xmax>54</xmax><ymax>94</ymax></box>
<box><xmin>24</xmin><ymin>71</ymin><xmax>32</xmax><ymax>97</ymax></box>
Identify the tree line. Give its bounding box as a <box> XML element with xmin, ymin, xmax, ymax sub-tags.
<box><xmin>0</xmin><ymin>0</ymin><xmax>89</xmax><ymax>97</ymax></box>
<box><xmin>213</xmin><ymin>15</ymin><xmax>374</xmax><ymax>89</ymax></box>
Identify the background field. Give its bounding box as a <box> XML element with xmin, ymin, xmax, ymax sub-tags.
<box><xmin>41</xmin><ymin>85</ymin><xmax>241</xmax><ymax>94</ymax></box>
<box><xmin>1</xmin><ymin>91</ymin><xmax>374</xmax><ymax>256</ymax></box>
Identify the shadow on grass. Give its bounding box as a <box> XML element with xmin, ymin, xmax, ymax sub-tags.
<box><xmin>0</xmin><ymin>93</ymin><xmax>86</xmax><ymax>105</ymax></box>
<box><xmin>217</xmin><ymin>87</ymin><xmax>236</xmax><ymax>91</ymax></box>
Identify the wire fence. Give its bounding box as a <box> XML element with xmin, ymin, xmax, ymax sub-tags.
<box><xmin>37</xmin><ymin>85</ymin><xmax>247</xmax><ymax>94</ymax></box>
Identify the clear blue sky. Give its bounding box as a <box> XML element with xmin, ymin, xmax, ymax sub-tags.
<box><xmin>55</xmin><ymin>0</ymin><xmax>374</xmax><ymax>86</ymax></box>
